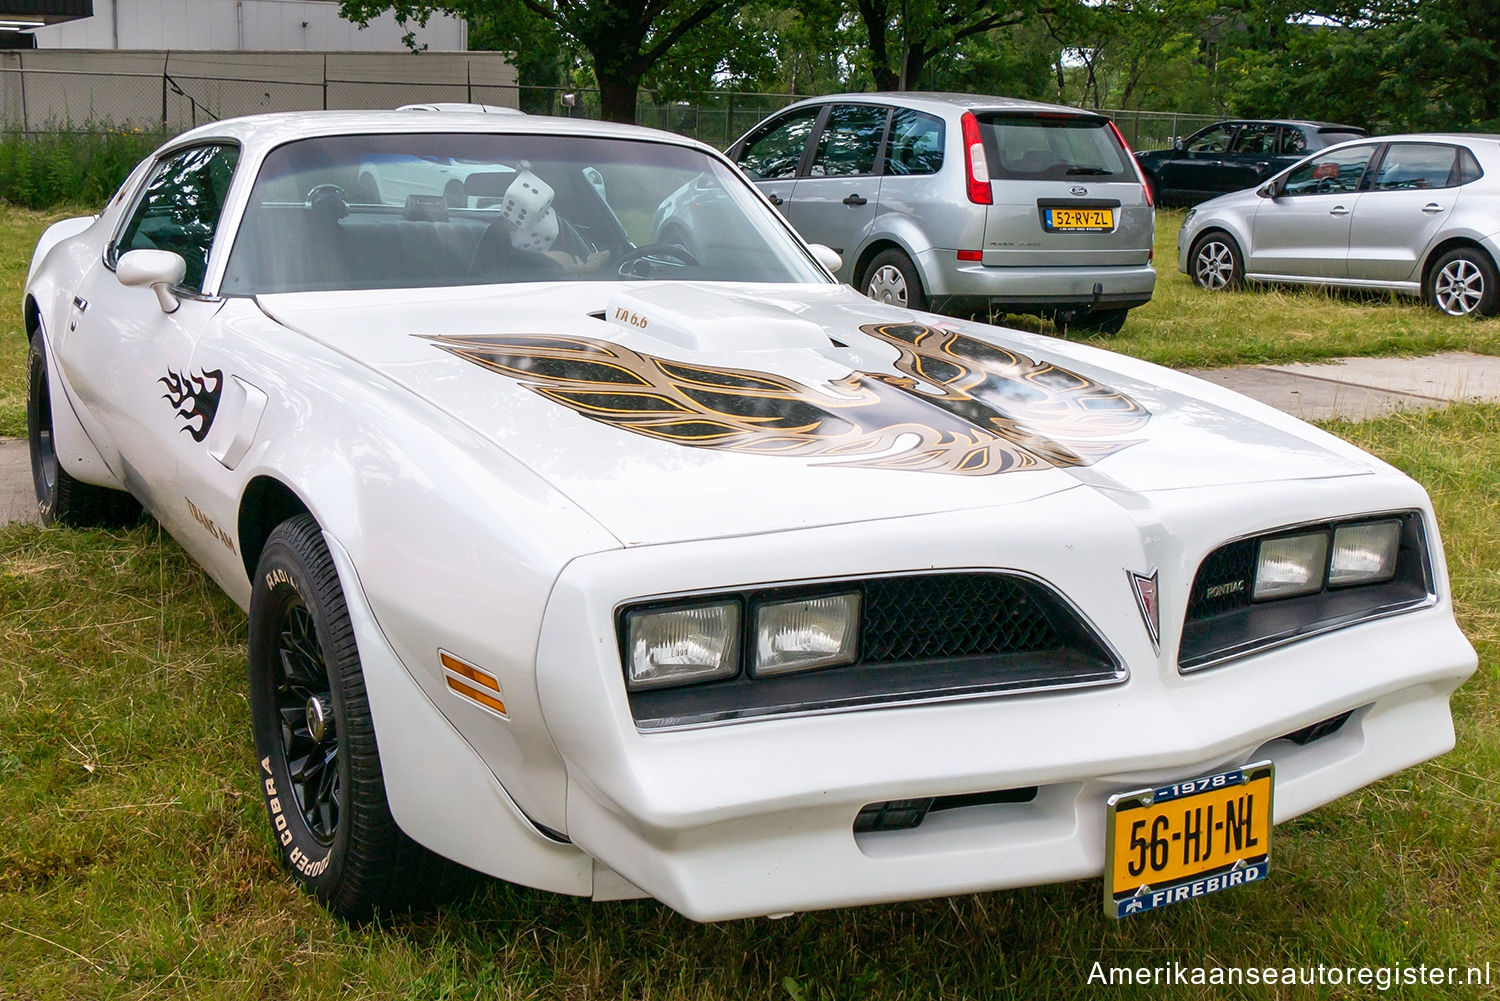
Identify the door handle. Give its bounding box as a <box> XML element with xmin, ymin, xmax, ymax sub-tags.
<box><xmin>1254</xmin><ymin>161</ymin><xmax>1270</xmax><ymax>172</ymax></box>
<box><xmin>767</xmin><ymin>193</ymin><xmax>783</xmax><ymax>206</ymax></box>
<box><xmin>842</xmin><ymin>194</ymin><xmax>868</xmax><ymax>206</ymax></box>
<box><xmin>1329</xmin><ymin>206</ymin><xmax>1350</xmax><ymax>216</ymax></box>
<box><xmin>72</xmin><ymin>295</ymin><xmax>89</xmax><ymax>312</ymax></box>
<box><xmin>1422</xmin><ymin>203</ymin><xmax>1444</xmax><ymax>214</ymax></box>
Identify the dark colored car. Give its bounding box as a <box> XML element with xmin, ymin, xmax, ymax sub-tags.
<box><xmin>1136</xmin><ymin>120</ymin><xmax>1367</xmax><ymax>206</ymax></box>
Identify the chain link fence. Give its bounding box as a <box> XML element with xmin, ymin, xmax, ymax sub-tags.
<box><xmin>0</xmin><ymin>55</ymin><xmax>1218</xmax><ymax>150</ymax></box>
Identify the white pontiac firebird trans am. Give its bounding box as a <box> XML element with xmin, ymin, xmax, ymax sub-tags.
<box><xmin>23</xmin><ymin>111</ymin><xmax>1475</xmax><ymax>921</ymax></box>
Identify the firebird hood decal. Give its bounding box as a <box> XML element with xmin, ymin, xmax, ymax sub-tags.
<box><xmin>420</xmin><ymin>322</ymin><xmax>1150</xmax><ymax>476</ymax></box>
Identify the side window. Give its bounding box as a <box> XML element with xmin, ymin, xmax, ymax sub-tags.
<box><xmin>737</xmin><ymin>109</ymin><xmax>820</xmax><ymax>180</ymax></box>
<box><xmin>1371</xmin><ymin>143</ymin><xmax>1459</xmax><ymax>191</ymax></box>
<box><xmin>1234</xmin><ymin>124</ymin><xmax>1279</xmax><ymax>155</ymax></box>
<box><xmin>1280</xmin><ymin>129</ymin><xmax>1308</xmax><ymax>155</ymax></box>
<box><xmin>1187</xmin><ymin>124</ymin><xmax>1236</xmax><ymax>153</ymax></box>
<box><xmin>115</xmin><ymin>144</ymin><xmax>240</xmax><ymax>292</ymax></box>
<box><xmin>1281</xmin><ymin>145</ymin><xmax>1375</xmax><ymax>196</ymax></box>
<box><xmin>808</xmin><ymin>104</ymin><xmax>888</xmax><ymax>178</ymax></box>
<box><xmin>1459</xmin><ymin>146</ymin><xmax>1484</xmax><ymax>184</ymax></box>
<box><xmin>883</xmin><ymin>108</ymin><xmax>944</xmax><ymax>176</ymax></box>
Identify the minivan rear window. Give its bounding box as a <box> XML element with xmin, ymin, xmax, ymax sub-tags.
<box><xmin>976</xmin><ymin>114</ymin><xmax>1131</xmax><ymax>181</ymax></box>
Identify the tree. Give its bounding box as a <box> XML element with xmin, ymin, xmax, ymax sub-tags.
<box><xmin>339</xmin><ymin>0</ymin><xmax>740</xmax><ymax>123</ymax></box>
<box><xmin>848</xmin><ymin>0</ymin><xmax>1046</xmax><ymax>91</ymax></box>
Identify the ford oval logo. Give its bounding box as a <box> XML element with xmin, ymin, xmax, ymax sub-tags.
<box><xmin>1070</xmin><ymin>185</ymin><xmax>1088</xmax><ymax>196</ymax></box>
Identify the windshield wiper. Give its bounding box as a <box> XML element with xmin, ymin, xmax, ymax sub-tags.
<box><xmin>1065</xmin><ymin>167</ymin><xmax>1115</xmax><ymax>176</ymax></box>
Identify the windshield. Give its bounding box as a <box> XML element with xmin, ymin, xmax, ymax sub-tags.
<box><xmin>222</xmin><ymin>132</ymin><xmax>827</xmax><ymax>294</ymax></box>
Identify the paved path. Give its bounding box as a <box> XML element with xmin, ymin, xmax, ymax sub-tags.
<box><xmin>6</xmin><ymin>351</ymin><xmax>1500</xmax><ymax>526</ymax></box>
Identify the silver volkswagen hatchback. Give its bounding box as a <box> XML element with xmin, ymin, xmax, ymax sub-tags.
<box><xmin>1179</xmin><ymin>133</ymin><xmax>1500</xmax><ymax>317</ymax></box>
<box><xmin>725</xmin><ymin>93</ymin><xmax>1157</xmax><ymax>333</ymax></box>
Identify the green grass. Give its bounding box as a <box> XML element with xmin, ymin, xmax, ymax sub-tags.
<box><xmin>1</xmin><ymin>404</ymin><xmax>1497</xmax><ymax>999</ymax></box>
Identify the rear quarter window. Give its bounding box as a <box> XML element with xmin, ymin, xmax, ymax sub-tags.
<box><xmin>978</xmin><ymin>115</ymin><xmax>1130</xmax><ymax>181</ymax></box>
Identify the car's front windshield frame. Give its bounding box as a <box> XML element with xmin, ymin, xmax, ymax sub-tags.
<box><xmin>218</xmin><ymin>131</ymin><xmax>833</xmax><ymax>296</ymax></box>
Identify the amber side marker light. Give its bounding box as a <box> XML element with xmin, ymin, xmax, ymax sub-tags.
<box><xmin>440</xmin><ymin>650</ymin><xmax>507</xmax><ymax>716</ymax></box>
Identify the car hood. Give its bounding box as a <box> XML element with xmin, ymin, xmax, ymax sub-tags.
<box><xmin>257</xmin><ymin>282</ymin><xmax>1373</xmax><ymax>546</ymax></box>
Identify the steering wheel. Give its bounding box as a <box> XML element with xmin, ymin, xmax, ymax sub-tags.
<box><xmin>615</xmin><ymin>243</ymin><xmax>701</xmax><ymax>277</ymax></box>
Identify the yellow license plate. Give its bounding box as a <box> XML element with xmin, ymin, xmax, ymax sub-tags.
<box><xmin>1104</xmin><ymin>761</ymin><xmax>1273</xmax><ymax>918</ymax></box>
<box><xmin>1046</xmin><ymin>208</ymin><xmax>1114</xmax><ymax>230</ymax></box>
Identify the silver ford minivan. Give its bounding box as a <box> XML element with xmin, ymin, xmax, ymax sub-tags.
<box><xmin>726</xmin><ymin>92</ymin><xmax>1157</xmax><ymax>332</ymax></box>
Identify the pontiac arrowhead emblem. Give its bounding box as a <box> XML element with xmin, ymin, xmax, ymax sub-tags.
<box><xmin>1128</xmin><ymin>569</ymin><xmax>1160</xmax><ymax>651</ymax></box>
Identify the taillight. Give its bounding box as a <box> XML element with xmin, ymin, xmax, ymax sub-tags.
<box><xmin>956</xmin><ymin>249</ymin><xmax>982</xmax><ymax>262</ymax></box>
<box><xmin>1108</xmin><ymin>120</ymin><xmax>1154</xmax><ymax>208</ymax></box>
<box><xmin>960</xmin><ymin>112</ymin><xmax>992</xmax><ymax>205</ymax></box>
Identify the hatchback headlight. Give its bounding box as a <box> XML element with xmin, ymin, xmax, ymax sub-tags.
<box><xmin>625</xmin><ymin>602</ymin><xmax>740</xmax><ymax>690</ymax></box>
<box><xmin>1254</xmin><ymin>532</ymin><xmax>1329</xmax><ymax>600</ymax></box>
<box><xmin>753</xmin><ymin>593</ymin><xmax>860</xmax><ymax>677</ymax></box>
<box><xmin>1329</xmin><ymin>520</ymin><xmax>1401</xmax><ymax>587</ymax></box>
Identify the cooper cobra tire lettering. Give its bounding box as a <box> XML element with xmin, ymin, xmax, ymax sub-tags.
<box><xmin>247</xmin><ymin>514</ymin><xmax>470</xmax><ymax>918</ymax></box>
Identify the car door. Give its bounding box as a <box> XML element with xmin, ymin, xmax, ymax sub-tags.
<box><xmin>1347</xmin><ymin>142</ymin><xmax>1465</xmax><ymax>283</ymax></box>
<box><xmin>786</xmin><ymin>103</ymin><xmax>889</xmax><ymax>276</ymax></box>
<box><xmin>1220</xmin><ymin>123</ymin><xmax>1282</xmax><ymax>193</ymax></box>
<box><xmin>1159</xmin><ymin>123</ymin><xmax>1239</xmax><ymax>201</ymax></box>
<box><xmin>1249</xmin><ymin>143</ymin><xmax>1377</xmax><ymax>279</ymax></box>
<box><xmin>733</xmin><ymin>105</ymin><xmax>822</xmax><ymax>216</ymax></box>
<box><xmin>56</xmin><ymin>143</ymin><xmax>240</xmax><ymax>521</ymax></box>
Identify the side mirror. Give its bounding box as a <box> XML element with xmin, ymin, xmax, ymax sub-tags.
<box><xmin>1174</xmin><ymin>139</ymin><xmax>1185</xmax><ymax>152</ymax></box>
<box><xmin>117</xmin><ymin>249</ymin><xmax>187</xmax><ymax>313</ymax></box>
<box><xmin>808</xmin><ymin>243</ymin><xmax>842</xmax><ymax>275</ymax></box>
<box><xmin>1257</xmin><ymin>181</ymin><xmax>1279</xmax><ymax>199</ymax></box>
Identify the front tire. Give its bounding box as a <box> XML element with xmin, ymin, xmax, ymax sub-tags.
<box><xmin>860</xmin><ymin>248</ymin><xmax>928</xmax><ymax>311</ymax></box>
<box><xmin>1190</xmin><ymin>232</ymin><xmax>1244</xmax><ymax>291</ymax></box>
<box><xmin>26</xmin><ymin>336</ymin><xmax>140</xmax><ymax>528</ymax></box>
<box><xmin>248</xmin><ymin>514</ymin><xmax>464</xmax><ymax>918</ymax></box>
<box><xmin>1428</xmin><ymin>247</ymin><xmax>1499</xmax><ymax>317</ymax></box>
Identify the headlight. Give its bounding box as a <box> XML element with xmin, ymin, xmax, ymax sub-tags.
<box><xmin>625</xmin><ymin>602</ymin><xmax>740</xmax><ymax>690</ymax></box>
<box><xmin>753</xmin><ymin>592</ymin><xmax>860</xmax><ymax>677</ymax></box>
<box><xmin>1253</xmin><ymin>532</ymin><xmax>1329</xmax><ymax>600</ymax></box>
<box><xmin>1329</xmin><ymin>520</ymin><xmax>1401</xmax><ymax>586</ymax></box>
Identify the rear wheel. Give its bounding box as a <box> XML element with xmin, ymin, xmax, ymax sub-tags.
<box><xmin>26</xmin><ymin>337</ymin><xmax>140</xmax><ymax>528</ymax></box>
<box><xmin>1072</xmin><ymin>307</ymin><xmax>1130</xmax><ymax>335</ymax></box>
<box><xmin>1190</xmin><ymin>232</ymin><xmax>1244</xmax><ymax>291</ymax></box>
<box><xmin>1428</xmin><ymin>247</ymin><xmax>1499</xmax><ymax>317</ymax></box>
<box><xmin>860</xmin><ymin>248</ymin><xmax>927</xmax><ymax>311</ymax></box>
<box><xmin>248</xmin><ymin>514</ymin><xmax>467</xmax><ymax>919</ymax></box>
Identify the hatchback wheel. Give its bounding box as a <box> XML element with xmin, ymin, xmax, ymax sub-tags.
<box><xmin>1429</xmin><ymin>248</ymin><xmax>1499</xmax><ymax>317</ymax></box>
<box><xmin>1190</xmin><ymin>233</ymin><xmax>1243</xmax><ymax>291</ymax></box>
<box><xmin>861</xmin><ymin>249</ymin><xmax>927</xmax><ymax>311</ymax></box>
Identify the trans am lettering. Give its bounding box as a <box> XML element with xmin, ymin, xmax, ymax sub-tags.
<box><xmin>422</xmin><ymin>322</ymin><xmax>1150</xmax><ymax>476</ymax></box>
<box><xmin>158</xmin><ymin>367</ymin><xmax>223</xmax><ymax>443</ymax></box>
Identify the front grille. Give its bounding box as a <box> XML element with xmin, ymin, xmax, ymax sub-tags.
<box><xmin>862</xmin><ymin>573</ymin><xmax>1061</xmax><ymax>663</ymax></box>
<box><xmin>624</xmin><ymin>571</ymin><xmax>1123</xmax><ymax>730</ymax></box>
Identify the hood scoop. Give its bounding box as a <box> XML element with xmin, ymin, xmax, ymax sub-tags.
<box><xmin>600</xmin><ymin>285</ymin><xmax>833</xmax><ymax>352</ymax></box>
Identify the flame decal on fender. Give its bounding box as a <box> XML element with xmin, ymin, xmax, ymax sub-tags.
<box><xmin>421</xmin><ymin>322</ymin><xmax>1150</xmax><ymax>476</ymax></box>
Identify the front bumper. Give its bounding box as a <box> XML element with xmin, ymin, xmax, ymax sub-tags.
<box><xmin>533</xmin><ymin>484</ymin><xmax>1474</xmax><ymax>921</ymax></box>
<box><xmin>918</xmin><ymin>249</ymin><xmax>1156</xmax><ymax>315</ymax></box>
